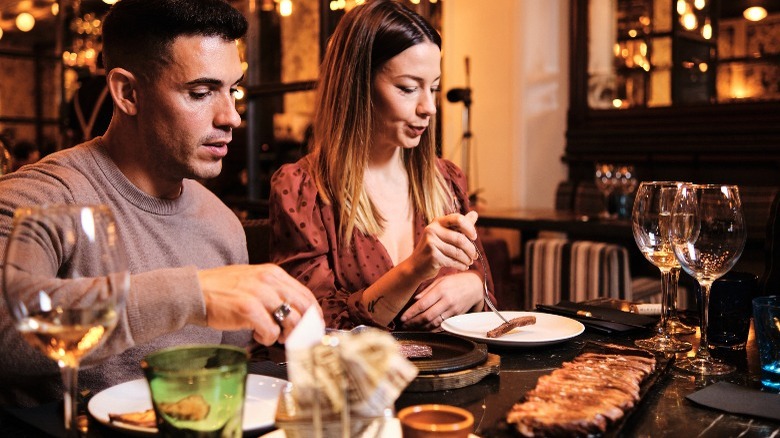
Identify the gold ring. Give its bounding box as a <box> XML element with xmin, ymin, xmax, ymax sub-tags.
<box><xmin>273</xmin><ymin>302</ymin><xmax>291</xmax><ymax>325</ymax></box>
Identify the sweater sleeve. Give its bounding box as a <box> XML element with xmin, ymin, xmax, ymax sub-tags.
<box><xmin>437</xmin><ymin>159</ymin><xmax>497</xmax><ymax>309</ymax></box>
<box><xmin>0</xmin><ymin>168</ymin><xmax>209</xmax><ymax>366</ymax></box>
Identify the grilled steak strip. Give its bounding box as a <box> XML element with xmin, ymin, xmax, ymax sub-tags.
<box><xmin>486</xmin><ymin>315</ymin><xmax>537</xmax><ymax>338</ymax></box>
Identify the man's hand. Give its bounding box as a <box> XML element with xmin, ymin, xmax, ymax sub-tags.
<box><xmin>197</xmin><ymin>264</ymin><xmax>321</xmax><ymax>345</ymax></box>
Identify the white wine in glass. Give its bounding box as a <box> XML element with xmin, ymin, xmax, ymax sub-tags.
<box><xmin>671</xmin><ymin>184</ymin><xmax>746</xmax><ymax>375</ymax></box>
<box><xmin>631</xmin><ymin>182</ymin><xmax>691</xmax><ymax>353</ymax></box>
<box><xmin>3</xmin><ymin>204</ymin><xmax>129</xmax><ymax>436</ymax></box>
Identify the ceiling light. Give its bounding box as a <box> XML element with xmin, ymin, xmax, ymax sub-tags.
<box><xmin>743</xmin><ymin>6</ymin><xmax>768</xmax><ymax>21</ymax></box>
<box><xmin>16</xmin><ymin>12</ymin><xmax>35</xmax><ymax>32</ymax></box>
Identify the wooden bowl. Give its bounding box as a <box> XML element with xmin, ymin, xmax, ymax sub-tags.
<box><xmin>397</xmin><ymin>404</ymin><xmax>474</xmax><ymax>438</ymax></box>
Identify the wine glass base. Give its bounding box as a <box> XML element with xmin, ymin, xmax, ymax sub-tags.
<box><xmin>666</xmin><ymin>317</ymin><xmax>696</xmax><ymax>335</ymax></box>
<box><xmin>673</xmin><ymin>357</ymin><xmax>735</xmax><ymax>376</ymax></box>
<box><xmin>635</xmin><ymin>335</ymin><xmax>692</xmax><ymax>353</ymax></box>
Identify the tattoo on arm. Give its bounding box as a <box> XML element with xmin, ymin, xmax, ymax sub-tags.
<box><xmin>368</xmin><ymin>296</ymin><xmax>384</xmax><ymax>313</ymax></box>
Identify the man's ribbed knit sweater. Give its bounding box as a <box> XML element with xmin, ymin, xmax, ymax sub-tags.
<box><xmin>0</xmin><ymin>138</ymin><xmax>251</xmax><ymax>406</ymax></box>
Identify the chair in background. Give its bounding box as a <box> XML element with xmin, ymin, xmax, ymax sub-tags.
<box><xmin>523</xmin><ymin>238</ymin><xmax>635</xmax><ymax>309</ymax></box>
<box><xmin>242</xmin><ymin>218</ymin><xmax>271</xmax><ymax>264</ymax></box>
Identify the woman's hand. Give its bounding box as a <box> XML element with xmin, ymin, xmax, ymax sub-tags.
<box><xmin>399</xmin><ymin>271</ymin><xmax>484</xmax><ymax>330</ymax></box>
<box><xmin>405</xmin><ymin>211</ymin><xmax>480</xmax><ymax>282</ymax></box>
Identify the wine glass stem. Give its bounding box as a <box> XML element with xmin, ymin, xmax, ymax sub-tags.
<box><xmin>668</xmin><ymin>267</ymin><xmax>681</xmax><ymax>319</ymax></box>
<box><xmin>697</xmin><ymin>283</ymin><xmax>713</xmax><ymax>361</ymax></box>
<box><xmin>60</xmin><ymin>364</ymin><xmax>80</xmax><ymax>437</ymax></box>
<box><xmin>658</xmin><ymin>269</ymin><xmax>673</xmax><ymax>336</ymax></box>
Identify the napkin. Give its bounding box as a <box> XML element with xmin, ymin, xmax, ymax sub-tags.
<box><xmin>536</xmin><ymin>301</ymin><xmax>657</xmax><ymax>333</ymax></box>
<box><xmin>686</xmin><ymin>381</ymin><xmax>780</xmax><ymax>421</ymax></box>
<box><xmin>283</xmin><ymin>309</ymin><xmax>418</xmax><ymax>418</ymax></box>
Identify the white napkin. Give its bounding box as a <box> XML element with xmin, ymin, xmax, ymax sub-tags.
<box><xmin>282</xmin><ymin>310</ymin><xmax>417</xmax><ymax>418</ymax></box>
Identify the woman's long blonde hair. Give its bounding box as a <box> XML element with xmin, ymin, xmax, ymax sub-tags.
<box><xmin>309</xmin><ymin>0</ymin><xmax>452</xmax><ymax>246</ymax></box>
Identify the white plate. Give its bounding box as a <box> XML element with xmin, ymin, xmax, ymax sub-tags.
<box><xmin>441</xmin><ymin>311</ymin><xmax>585</xmax><ymax>347</ymax></box>
<box><xmin>88</xmin><ymin>374</ymin><xmax>288</xmax><ymax>436</ymax></box>
<box><xmin>259</xmin><ymin>418</ymin><xmax>480</xmax><ymax>437</ymax></box>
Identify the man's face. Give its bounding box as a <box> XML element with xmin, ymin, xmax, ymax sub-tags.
<box><xmin>135</xmin><ymin>35</ymin><xmax>243</xmax><ymax>182</ymax></box>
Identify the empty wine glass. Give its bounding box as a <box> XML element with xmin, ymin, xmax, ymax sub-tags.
<box><xmin>631</xmin><ymin>182</ymin><xmax>691</xmax><ymax>353</ymax></box>
<box><xmin>670</xmin><ymin>184</ymin><xmax>746</xmax><ymax>375</ymax></box>
<box><xmin>3</xmin><ymin>205</ymin><xmax>129</xmax><ymax>436</ymax></box>
<box><xmin>614</xmin><ymin>164</ymin><xmax>639</xmax><ymax>218</ymax></box>
<box><xmin>615</xmin><ymin>165</ymin><xmax>638</xmax><ymax>196</ymax></box>
<box><xmin>594</xmin><ymin>163</ymin><xmax>617</xmax><ymax>219</ymax></box>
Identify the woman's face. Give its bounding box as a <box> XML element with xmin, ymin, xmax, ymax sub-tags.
<box><xmin>371</xmin><ymin>41</ymin><xmax>441</xmax><ymax>152</ymax></box>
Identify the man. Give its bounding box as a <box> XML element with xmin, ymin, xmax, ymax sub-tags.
<box><xmin>0</xmin><ymin>0</ymin><xmax>319</xmax><ymax>407</ymax></box>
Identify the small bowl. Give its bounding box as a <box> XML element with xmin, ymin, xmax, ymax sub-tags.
<box><xmin>397</xmin><ymin>404</ymin><xmax>474</xmax><ymax>438</ymax></box>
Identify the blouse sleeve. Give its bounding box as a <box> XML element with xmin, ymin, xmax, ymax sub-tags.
<box><xmin>437</xmin><ymin>159</ymin><xmax>497</xmax><ymax>308</ymax></box>
<box><xmin>269</xmin><ymin>162</ymin><xmax>377</xmax><ymax>329</ymax></box>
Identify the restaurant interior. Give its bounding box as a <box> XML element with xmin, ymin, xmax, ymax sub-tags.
<box><xmin>2</xmin><ymin>1</ymin><xmax>780</xmax><ymax>436</ymax></box>
<box><xmin>1</xmin><ymin>0</ymin><xmax>780</xmax><ymax>307</ymax></box>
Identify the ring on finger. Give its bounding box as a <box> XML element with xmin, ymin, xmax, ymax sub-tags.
<box><xmin>439</xmin><ymin>314</ymin><xmax>445</xmax><ymax>324</ymax></box>
<box><xmin>273</xmin><ymin>302</ymin><xmax>292</xmax><ymax>326</ymax></box>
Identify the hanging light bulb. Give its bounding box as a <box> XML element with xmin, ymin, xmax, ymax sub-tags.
<box><xmin>16</xmin><ymin>12</ymin><xmax>35</xmax><ymax>32</ymax></box>
<box><xmin>744</xmin><ymin>6</ymin><xmax>768</xmax><ymax>21</ymax></box>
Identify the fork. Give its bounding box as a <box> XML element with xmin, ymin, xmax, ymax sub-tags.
<box><xmin>471</xmin><ymin>240</ymin><xmax>510</xmax><ymax>324</ymax></box>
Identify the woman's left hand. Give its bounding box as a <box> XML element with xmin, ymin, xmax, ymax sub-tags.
<box><xmin>399</xmin><ymin>272</ymin><xmax>483</xmax><ymax>330</ymax></box>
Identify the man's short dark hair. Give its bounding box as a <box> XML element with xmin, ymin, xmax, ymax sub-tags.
<box><xmin>102</xmin><ymin>0</ymin><xmax>248</xmax><ymax>81</ymax></box>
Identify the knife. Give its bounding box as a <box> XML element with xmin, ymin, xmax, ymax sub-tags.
<box><xmin>535</xmin><ymin>304</ymin><xmax>651</xmax><ymax>330</ymax></box>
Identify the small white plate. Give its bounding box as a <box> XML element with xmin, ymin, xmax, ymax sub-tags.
<box><xmin>88</xmin><ymin>374</ymin><xmax>288</xmax><ymax>436</ymax></box>
<box><xmin>441</xmin><ymin>311</ymin><xmax>585</xmax><ymax>347</ymax></box>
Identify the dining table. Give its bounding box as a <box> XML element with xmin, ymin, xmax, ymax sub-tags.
<box><xmin>1</xmin><ymin>317</ymin><xmax>778</xmax><ymax>437</ymax></box>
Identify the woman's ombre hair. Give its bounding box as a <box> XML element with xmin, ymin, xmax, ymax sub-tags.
<box><xmin>308</xmin><ymin>0</ymin><xmax>450</xmax><ymax>246</ymax></box>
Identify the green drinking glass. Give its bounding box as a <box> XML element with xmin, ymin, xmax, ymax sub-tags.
<box><xmin>141</xmin><ymin>344</ymin><xmax>248</xmax><ymax>438</ymax></box>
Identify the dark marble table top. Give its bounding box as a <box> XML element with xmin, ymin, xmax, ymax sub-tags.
<box><xmin>3</xmin><ymin>324</ymin><xmax>779</xmax><ymax>437</ymax></box>
<box><xmin>397</xmin><ymin>325</ymin><xmax>780</xmax><ymax>437</ymax></box>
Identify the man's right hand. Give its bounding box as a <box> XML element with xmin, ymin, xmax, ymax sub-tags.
<box><xmin>197</xmin><ymin>264</ymin><xmax>321</xmax><ymax>345</ymax></box>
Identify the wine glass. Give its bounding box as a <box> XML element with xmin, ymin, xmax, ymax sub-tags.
<box><xmin>3</xmin><ymin>204</ymin><xmax>129</xmax><ymax>436</ymax></box>
<box><xmin>614</xmin><ymin>164</ymin><xmax>639</xmax><ymax>218</ymax></box>
<box><xmin>594</xmin><ymin>163</ymin><xmax>617</xmax><ymax>218</ymax></box>
<box><xmin>631</xmin><ymin>181</ymin><xmax>692</xmax><ymax>353</ymax></box>
<box><xmin>670</xmin><ymin>184</ymin><xmax>746</xmax><ymax>375</ymax></box>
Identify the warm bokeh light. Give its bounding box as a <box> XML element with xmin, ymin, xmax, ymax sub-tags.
<box><xmin>103</xmin><ymin>0</ymin><xmax>119</xmax><ymax>4</ymax></box>
<box><xmin>676</xmin><ymin>0</ymin><xmax>687</xmax><ymax>15</ymax></box>
<box><xmin>16</xmin><ymin>12</ymin><xmax>35</xmax><ymax>32</ymax></box>
<box><xmin>681</xmin><ymin>12</ymin><xmax>698</xmax><ymax>30</ymax></box>
<box><xmin>694</xmin><ymin>0</ymin><xmax>705</xmax><ymax>10</ymax></box>
<box><xmin>743</xmin><ymin>6</ymin><xmax>768</xmax><ymax>21</ymax></box>
<box><xmin>51</xmin><ymin>3</ymin><xmax>59</xmax><ymax>15</ymax></box>
<box><xmin>612</xmin><ymin>99</ymin><xmax>623</xmax><ymax>108</ymax></box>
<box><xmin>234</xmin><ymin>86</ymin><xmax>246</xmax><ymax>101</ymax></box>
<box><xmin>698</xmin><ymin>63</ymin><xmax>708</xmax><ymax>72</ymax></box>
<box><xmin>628</xmin><ymin>29</ymin><xmax>638</xmax><ymax>38</ymax></box>
<box><xmin>702</xmin><ymin>21</ymin><xmax>712</xmax><ymax>39</ymax></box>
<box><xmin>279</xmin><ymin>0</ymin><xmax>292</xmax><ymax>16</ymax></box>
<box><xmin>0</xmin><ymin>28</ymin><xmax>3</xmax><ymax>41</ymax></box>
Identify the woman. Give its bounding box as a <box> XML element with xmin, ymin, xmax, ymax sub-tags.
<box><xmin>269</xmin><ymin>0</ymin><xmax>495</xmax><ymax>330</ymax></box>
